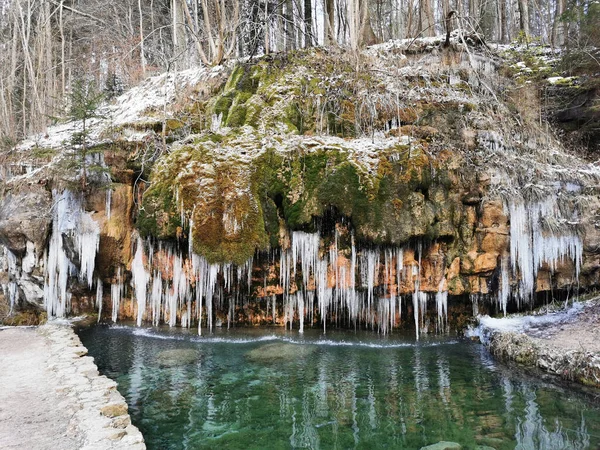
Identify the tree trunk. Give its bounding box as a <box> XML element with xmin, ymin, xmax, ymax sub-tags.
<box><xmin>407</xmin><ymin>0</ymin><xmax>414</xmax><ymax>37</ymax></box>
<box><xmin>172</xmin><ymin>0</ymin><xmax>186</xmax><ymax>68</ymax></box>
<box><xmin>285</xmin><ymin>0</ymin><xmax>294</xmax><ymax>51</ymax></box>
<box><xmin>518</xmin><ymin>0</ymin><xmax>530</xmax><ymax>40</ymax></box>
<box><xmin>304</xmin><ymin>0</ymin><xmax>313</xmax><ymax>47</ymax></box>
<box><xmin>469</xmin><ymin>0</ymin><xmax>479</xmax><ymax>29</ymax></box>
<box><xmin>419</xmin><ymin>0</ymin><xmax>435</xmax><ymax>37</ymax></box>
<box><xmin>500</xmin><ymin>0</ymin><xmax>508</xmax><ymax>43</ymax></box>
<box><xmin>325</xmin><ymin>0</ymin><xmax>336</xmax><ymax>45</ymax></box>
<box><xmin>551</xmin><ymin>0</ymin><xmax>565</xmax><ymax>47</ymax></box>
<box><xmin>360</xmin><ymin>0</ymin><xmax>378</xmax><ymax>46</ymax></box>
<box><xmin>277</xmin><ymin>0</ymin><xmax>285</xmax><ymax>51</ymax></box>
<box><xmin>138</xmin><ymin>0</ymin><xmax>146</xmax><ymax>77</ymax></box>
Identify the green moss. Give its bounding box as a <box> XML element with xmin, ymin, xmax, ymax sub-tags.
<box><xmin>208</xmin><ymin>64</ymin><xmax>265</xmax><ymax>129</ymax></box>
<box><xmin>245</xmin><ymin>97</ymin><xmax>266</xmax><ymax>128</ymax></box>
<box><xmin>226</xmin><ymin>104</ymin><xmax>248</xmax><ymax>127</ymax></box>
<box><xmin>138</xmin><ymin>137</ymin><xmax>458</xmax><ymax>262</ymax></box>
<box><xmin>213</xmin><ymin>94</ymin><xmax>234</xmax><ymax>122</ymax></box>
<box><xmin>137</xmin><ymin>181</ymin><xmax>182</xmax><ymax>240</ymax></box>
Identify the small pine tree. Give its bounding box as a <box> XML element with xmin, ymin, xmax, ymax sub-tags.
<box><xmin>68</xmin><ymin>79</ymin><xmax>104</xmax><ymax>190</ymax></box>
<box><xmin>104</xmin><ymin>72</ymin><xmax>124</xmax><ymax>99</ymax></box>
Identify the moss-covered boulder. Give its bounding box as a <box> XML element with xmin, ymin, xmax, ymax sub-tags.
<box><xmin>137</xmin><ymin>129</ymin><xmax>461</xmax><ymax>264</ymax></box>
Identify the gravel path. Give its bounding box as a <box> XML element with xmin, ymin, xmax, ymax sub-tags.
<box><xmin>0</xmin><ymin>324</ymin><xmax>145</xmax><ymax>450</ymax></box>
<box><xmin>0</xmin><ymin>327</ymin><xmax>82</xmax><ymax>450</ymax></box>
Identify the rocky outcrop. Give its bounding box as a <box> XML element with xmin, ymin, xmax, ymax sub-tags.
<box><xmin>0</xmin><ymin>184</ymin><xmax>52</xmax><ymax>256</ymax></box>
<box><xmin>1</xmin><ymin>37</ymin><xmax>599</xmax><ymax>333</ymax></box>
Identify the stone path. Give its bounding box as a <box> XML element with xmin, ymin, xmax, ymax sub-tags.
<box><xmin>0</xmin><ymin>324</ymin><xmax>145</xmax><ymax>450</ymax></box>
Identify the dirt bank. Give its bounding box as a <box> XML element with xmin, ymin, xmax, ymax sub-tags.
<box><xmin>0</xmin><ymin>323</ymin><xmax>145</xmax><ymax>450</ymax></box>
<box><xmin>477</xmin><ymin>298</ymin><xmax>600</xmax><ymax>387</ymax></box>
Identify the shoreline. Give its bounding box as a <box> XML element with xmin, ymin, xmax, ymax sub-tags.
<box><xmin>475</xmin><ymin>298</ymin><xmax>600</xmax><ymax>387</ymax></box>
<box><xmin>0</xmin><ymin>322</ymin><xmax>145</xmax><ymax>450</ymax></box>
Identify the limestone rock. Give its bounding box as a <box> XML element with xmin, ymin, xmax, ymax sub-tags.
<box><xmin>474</xmin><ymin>253</ymin><xmax>498</xmax><ymax>274</ymax></box>
<box><xmin>0</xmin><ymin>185</ymin><xmax>52</xmax><ymax>256</ymax></box>
<box><xmin>101</xmin><ymin>402</ymin><xmax>128</xmax><ymax>418</ymax></box>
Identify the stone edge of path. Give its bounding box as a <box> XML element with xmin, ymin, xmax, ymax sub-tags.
<box><xmin>39</xmin><ymin>321</ymin><xmax>146</xmax><ymax>450</ymax></box>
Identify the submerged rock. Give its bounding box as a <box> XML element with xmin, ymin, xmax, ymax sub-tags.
<box><xmin>155</xmin><ymin>348</ymin><xmax>199</xmax><ymax>367</ymax></box>
<box><xmin>420</xmin><ymin>442</ymin><xmax>462</xmax><ymax>450</ymax></box>
<box><xmin>245</xmin><ymin>342</ymin><xmax>317</xmax><ymax>363</ymax></box>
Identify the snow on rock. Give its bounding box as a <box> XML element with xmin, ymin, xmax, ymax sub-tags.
<box><xmin>547</xmin><ymin>76</ymin><xmax>576</xmax><ymax>85</ymax></box>
<box><xmin>17</xmin><ymin>65</ymin><xmax>228</xmax><ymax>152</ymax></box>
<box><xmin>469</xmin><ymin>301</ymin><xmax>585</xmax><ymax>344</ymax></box>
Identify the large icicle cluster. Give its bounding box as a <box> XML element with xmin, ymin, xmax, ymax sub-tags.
<box><xmin>119</xmin><ymin>230</ymin><xmax>449</xmax><ymax>336</ymax></box>
<box><xmin>112</xmin><ymin>238</ymin><xmax>253</xmax><ymax>335</ymax></box>
<box><xmin>277</xmin><ymin>231</ymin><xmax>427</xmax><ymax>335</ymax></box>
<box><xmin>499</xmin><ymin>197</ymin><xmax>582</xmax><ymax>312</ymax></box>
<box><xmin>44</xmin><ymin>190</ymin><xmax>100</xmax><ymax>317</ymax></box>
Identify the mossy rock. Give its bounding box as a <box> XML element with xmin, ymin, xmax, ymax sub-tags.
<box><xmin>137</xmin><ymin>182</ymin><xmax>182</xmax><ymax>240</ymax></box>
<box><xmin>226</xmin><ymin>104</ymin><xmax>247</xmax><ymax>127</ymax></box>
<box><xmin>156</xmin><ymin>348</ymin><xmax>199</xmax><ymax>367</ymax></box>
<box><xmin>245</xmin><ymin>342</ymin><xmax>317</xmax><ymax>363</ymax></box>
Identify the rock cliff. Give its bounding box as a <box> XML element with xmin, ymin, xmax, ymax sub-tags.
<box><xmin>1</xmin><ymin>36</ymin><xmax>599</xmax><ymax>334</ymax></box>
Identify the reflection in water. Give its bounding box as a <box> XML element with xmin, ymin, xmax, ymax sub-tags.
<box><xmin>80</xmin><ymin>327</ymin><xmax>600</xmax><ymax>450</ymax></box>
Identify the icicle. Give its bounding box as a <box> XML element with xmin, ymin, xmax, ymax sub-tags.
<box><xmin>510</xmin><ymin>201</ymin><xmax>534</xmax><ymax>303</ymax></box>
<box><xmin>7</xmin><ymin>282</ymin><xmax>17</xmax><ymax>313</ymax></box>
<box><xmin>111</xmin><ymin>268</ymin><xmax>122</xmax><ymax>323</ymax></box>
<box><xmin>498</xmin><ymin>256</ymin><xmax>510</xmax><ymax>316</ymax></box>
<box><xmin>413</xmin><ymin>245</ymin><xmax>423</xmax><ymax>340</ymax></box>
<box><xmin>396</xmin><ymin>247</ymin><xmax>404</xmax><ymax>322</ymax></box>
<box><xmin>21</xmin><ymin>242</ymin><xmax>36</xmax><ymax>274</ymax></box>
<box><xmin>105</xmin><ymin>188</ymin><xmax>112</xmax><ymax>220</ymax></box>
<box><xmin>191</xmin><ymin>252</ymin><xmax>220</xmax><ymax>334</ymax></box>
<box><xmin>78</xmin><ymin>213</ymin><xmax>100</xmax><ymax>288</ymax></box>
<box><xmin>151</xmin><ymin>271</ymin><xmax>163</xmax><ymax>326</ymax></box>
<box><xmin>44</xmin><ymin>190</ymin><xmax>77</xmax><ymax>317</ymax></box>
<box><xmin>435</xmin><ymin>277</ymin><xmax>447</xmax><ymax>331</ymax></box>
<box><xmin>363</xmin><ymin>248</ymin><xmax>380</xmax><ymax>327</ymax></box>
<box><xmin>509</xmin><ymin>198</ymin><xmax>582</xmax><ymax>304</ymax></box>
<box><xmin>2</xmin><ymin>247</ymin><xmax>19</xmax><ymax>313</ymax></box>
<box><xmin>292</xmin><ymin>231</ymin><xmax>320</xmax><ymax>294</ymax></box>
<box><xmin>131</xmin><ymin>238</ymin><xmax>149</xmax><ymax>326</ymax></box>
<box><xmin>43</xmin><ymin>190</ymin><xmax>101</xmax><ymax>318</ymax></box>
<box><xmin>96</xmin><ymin>278</ymin><xmax>103</xmax><ymax>322</ymax></box>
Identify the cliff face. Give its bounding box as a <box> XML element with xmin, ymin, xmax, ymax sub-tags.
<box><xmin>1</xmin><ymin>37</ymin><xmax>599</xmax><ymax>333</ymax></box>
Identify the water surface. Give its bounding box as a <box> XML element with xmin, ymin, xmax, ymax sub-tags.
<box><xmin>79</xmin><ymin>326</ymin><xmax>600</xmax><ymax>450</ymax></box>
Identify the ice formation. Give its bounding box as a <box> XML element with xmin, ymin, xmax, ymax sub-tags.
<box><xmin>121</xmin><ymin>228</ymin><xmax>455</xmax><ymax>335</ymax></box>
<box><xmin>131</xmin><ymin>238</ymin><xmax>150</xmax><ymax>327</ymax></box>
<box><xmin>44</xmin><ymin>190</ymin><xmax>101</xmax><ymax>318</ymax></box>
<box><xmin>96</xmin><ymin>278</ymin><xmax>103</xmax><ymax>322</ymax></box>
<box><xmin>0</xmin><ymin>246</ymin><xmax>19</xmax><ymax>312</ymax></box>
<box><xmin>111</xmin><ymin>268</ymin><xmax>123</xmax><ymax>323</ymax></box>
<box><xmin>508</xmin><ymin>198</ymin><xmax>582</xmax><ymax>307</ymax></box>
<box><xmin>105</xmin><ymin>188</ymin><xmax>112</xmax><ymax>220</ymax></box>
